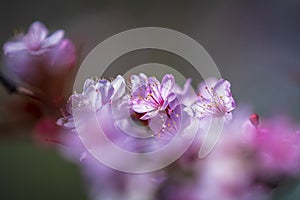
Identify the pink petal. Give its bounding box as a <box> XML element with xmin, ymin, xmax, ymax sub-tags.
<box><xmin>183</xmin><ymin>107</ymin><xmax>194</xmax><ymax>117</ymax></box>
<box><xmin>213</xmin><ymin>79</ymin><xmax>231</xmax><ymax>96</ymax></box>
<box><xmin>139</xmin><ymin>73</ymin><xmax>148</xmax><ymax>82</ymax></box>
<box><xmin>160</xmin><ymin>74</ymin><xmax>175</xmax><ymax>99</ymax></box>
<box><xmin>214</xmin><ymin>79</ymin><xmax>236</xmax><ymax>111</ymax></box>
<box><xmin>174</xmin><ymin>79</ymin><xmax>197</xmax><ymax>107</ymax></box>
<box><xmin>149</xmin><ymin>113</ymin><xmax>166</xmax><ymax>133</ymax></box>
<box><xmin>225</xmin><ymin>112</ymin><xmax>233</xmax><ymax>120</ymax></box>
<box><xmin>111</xmin><ymin>75</ymin><xmax>125</xmax><ymax>100</ymax></box>
<box><xmin>168</xmin><ymin>97</ymin><xmax>179</xmax><ymax>110</ymax></box>
<box><xmin>190</xmin><ymin>103</ymin><xmax>207</xmax><ymax>118</ymax></box>
<box><xmin>132</xmin><ymin>103</ymin><xmax>155</xmax><ymax>113</ymax></box>
<box><xmin>197</xmin><ymin>77</ymin><xmax>218</xmax><ymax>101</ymax></box>
<box><xmin>56</xmin><ymin>110</ymin><xmax>76</xmax><ymax>129</ymax></box>
<box><xmin>148</xmin><ymin>77</ymin><xmax>162</xmax><ymax>103</ymax></box>
<box><xmin>83</xmin><ymin>79</ymin><xmax>96</xmax><ymax>92</ymax></box>
<box><xmin>86</xmin><ymin>87</ymin><xmax>102</xmax><ymax>110</ymax></box>
<box><xmin>96</xmin><ymin>80</ymin><xmax>114</xmax><ymax>104</ymax></box>
<box><xmin>29</xmin><ymin>48</ymin><xmax>49</xmax><ymax>55</ymax></box>
<box><xmin>49</xmin><ymin>39</ymin><xmax>76</xmax><ymax>69</ymax></box>
<box><xmin>161</xmin><ymin>100</ymin><xmax>169</xmax><ymax>110</ymax></box>
<box><xmin>3</xmin><ymin>41</ymin><xmax>26</xmax><ymax>55</ymax></box>
<box><xmin>42</xmin><ymin>30</ymin><xmax>64</xmax><ymax>48</ymax></box>
<box><xmin>131</xmin><ymin>73</ymin><xmax>148</xmax><ymax>91</ymax></box>
<box><xmin>167</xmin><ymin>93</ymin><xmax>177</xmax><ymax>103</ymax></box>
<box><xmin>130</xmin><ymin>75</ymin><xmax>141</xmax><ymax>91</ymax></box>
<box><xmin>173</xmin><ymin>78</ymin><xmax>191</xmax><ymax>95</ymax></box>
<box><xmin>67</xmin><ymin>94</ymin><xmax>82</xmax><ymax>114</ymax></box>
<box><xmin>27</xmin><ymin>21</ymin><xmax>48</xmax><ymax>43</ymax></box>
<box><xmin>140</xmin><ymin>110</ymin><xmax>159</xmax><ymax>120</ymax></box>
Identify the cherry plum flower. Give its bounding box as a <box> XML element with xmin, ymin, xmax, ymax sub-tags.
<box><xmin>130</xmin><ymin>73</ymin><xmax>176</xmax><ymax>120</ymax></box>
<box><xmin>4</xmin><ymin>21</ymin><xmax>64</xmax><ymax>55</ymax></box>
<box><xmin>185</xmin><ymin>78</ymin><xmax>236</xmax><ymax>120</ymax></box>
<box><xmin>3</xmin><ymin>21</ymin><xmax>76</xmax><ymax>83</ymax></box>
<box><xmin>57</xmin><ymin>75</ymin><xmax>125</xmax><ymax>129</ymax></box>
<box><xmin>129</xmin><ymin>73</ymin><xmax>181</xmax><ymax>136</ymax></box>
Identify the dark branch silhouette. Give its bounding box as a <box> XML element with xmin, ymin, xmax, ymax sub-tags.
<box><xmin>0</xmin><ymin>72</ymin><xmax>42</xmax><ymax>102</ymax></box>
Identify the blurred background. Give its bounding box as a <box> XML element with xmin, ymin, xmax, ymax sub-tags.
<box><xmin>1</xmin><ymin>0</ymin><xmax>300</xmax><ymax>199</ymax></box>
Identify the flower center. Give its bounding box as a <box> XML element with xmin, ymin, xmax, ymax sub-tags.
<box><xmin>28</xmin><ymin>42</ymin><xmax>41</xmax><ymax>51</ymax></box>
<box><xmin>194</xmin><ymin>86</ymin><xmax>228</xmax><ymax>117</ymax></box>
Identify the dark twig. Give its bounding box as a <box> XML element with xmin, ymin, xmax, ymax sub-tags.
<box><xmin>0</xmin><ymin>72</ymin><xmax>43</xmax><ymax>103</ymax></box>
<box><xmin>0</xmin><ymin>72</ymin><xmax>17</xmax><ymax>93</ymax></box>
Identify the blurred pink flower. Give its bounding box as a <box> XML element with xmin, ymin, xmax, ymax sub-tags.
<box><xmin>253</xmin><ymin>117</ymin><xmax>300</xmax><ymax>176</ymax></box>
<box><xmin>3</xmin><ymin>21</ymin><xmax>76</xmax><ymax>83</ymax></box>
<box><xmin>193</xmin><ymin>110</ymin><xmax>267</xmax><ymax>200</ymax></box>
<box><xmin>59</xmin><ymin>129</ymin><xmax>159</xmax><ymax>200</ymax></box>
<box><xmin>33</xmin><ymin>117</ymin><xmax>62</xmax><ymax>147</ymax></box>
<box><xmin>4</xmin><ymin>21</ymin><xmax>64</xmax><ymax>55</ymax></box>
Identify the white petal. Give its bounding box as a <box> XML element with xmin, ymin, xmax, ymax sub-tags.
<box><xmin>140</xmin><ymin>110</ymin><xmax>159</xmax><ymax>120</ymax></box>
<box><xmin>160</xmin><ymin>74</ymin><xmax>175</xmax><ymax>99</ymax></box>
<box><xmin>27</xmin><ymin>21</ymin><xmax>48</xmax><ymax>43</ymax></box>
<box><xmin>130</xmin><ymin>75</ymin><xmax>141</xmax><ymax>92</ymax></box>
<box><xmin>96</xmin><ymin>80</ymin><xmax>114</xmax><ymax>104</ymax></box>
<box><xmin>197</xmin><ymin>77</ymin><xmax>218</xmax><ymax>100</ymax></box>
<box><xmin>138</xmin><ymin>73</ymin><xmax>148</xmax><ymax>82</ymax></box>
<box><xmin>83</xmin><ymin>79</ymin><xmax>95</xmax><ymax>93</ymax></box>
<box><xmin>42</xmin><ymin>30</ymin><xmax>64</xmax><ymax>48</ymax></box>
<box><xmin>111</xmin><ymin>75</ymin><xmax>125</xmax><ymax>100</ymax></box>
<box><xmin>214</xmin><ymin>79</ymin><xmax>236</xmax><ymax>112</ymax></box>
<box><xmin>3</xmin><ymin>41</ymin><xmax>26</xmax><ymax>55</ymax></box>
<box><xmin>132</xmin><ymin>104</ymin><xmax>155</xmax><ymax>113</ymax></box>
<box><xmin>149</xmin><ymin>113</ymin><xmax>167</xmax><ymax>133</ymax></box>
<box><xmin>224</xmin><ymin>112</ymin><xmax>233</xmax><ymax>121</ymax></box>
<box><xmin>183</xmin><ymin>107</ymin><xmax>194</xmax><ymax>117</ymax></box>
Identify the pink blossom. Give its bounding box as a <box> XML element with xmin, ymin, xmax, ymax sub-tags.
<box><xmin>185</xmin><ymin>78</ymin><xmax>236</xmax><ymax>120</ymax></box>
<box><xmin>57</xmin><ymin>75</ymin><xmax>125</xmax><ymax>129</ymax></box>
<box><xmin>4</xmin><ymin>21</ymin><xmax>64</xmax><ymax>55</ymax></box>
<box><xmin>3</xmin><ymin>21</ymin><xmax>76</xmax><ymax>83</ymax></box>
<box><xmin>129</xmin><ymin>73</ymin><xmax>181</xmax><ymax>136</ymax></box>
<box><xmin>59</xmin><ymin>129</ymin><xmax>159</xmax><ymax>200</ymax></box>
<box><xmin>192</xmin><ymin>110</ymin><xmax>267</xmax><ymax>200</ymax></box>
<box><xmin>253</xmin><ymin>117</ymin><xmax>300</xmax><ymax>176</ymax></box>
<box><xmin>129</xmin><ymin>73</ymin><xmax>177</xmax><ymax>120</ymax></box>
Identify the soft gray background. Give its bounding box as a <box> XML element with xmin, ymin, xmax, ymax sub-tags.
<box><xmin>1</xmin><ymin>0</ymin><xmax>300</xmax><ymax>199</ymax></box>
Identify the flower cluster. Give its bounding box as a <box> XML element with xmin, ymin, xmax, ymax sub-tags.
<box><xmin>56</xmin><ymin>73</ymin><xmax>300</xmax><ymax>200</ymax></box>
<box><xmin>2</xmin><ymin>21</ymin><xmax>300</xmax><ymax>200</ymax></box>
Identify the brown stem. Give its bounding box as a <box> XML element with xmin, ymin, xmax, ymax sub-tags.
<box><xmin>0</xmin><ymin>72</ymin><xmax>45</xmax><ymax>104</ymax></box>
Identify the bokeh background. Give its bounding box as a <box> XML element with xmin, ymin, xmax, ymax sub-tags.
<box><xmin>1</xmin><ymin>0</ymin><xmax>300</xmax><ymax>199</ymax></box>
